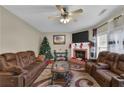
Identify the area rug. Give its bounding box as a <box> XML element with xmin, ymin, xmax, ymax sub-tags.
<box><xmin>75</xmin><ymin>78</ymin><xmax>94</xmax><ymax>87</ymax></box>
<box><xmin>33</xmin><ymin>79</ymin><xmax>63</xmax><ymax>87</ymax></box>
<box><xmin>32</xmin><ymin>77</ymin><xmax>51</xmax><ymax>87</ymax></box>
<box><xmin>32</xmin><ymin>72</ymin><xmax>73</xmax><ymax>87</ymax></box>
<box><xmin>32</xmin><ymin>64</ymin><xmax>100</xmax><ymax>87</ymax></box>
<box><xmin>32</xmin><ymin>64</ymin><xmax>52</xmax><ymax>86</ymax></box>
<box><xmin>32</xmin><ymin>64</ymin><xmax>73</xmax><ymax>87</ymax></box>
<box><xmin>69</xmin><ymin>71</ymin><xmax>100</xmax><ymax>87</ymax></box>
<box><xmin>70</xmin><ymin>64</ymin><xmax>85</xmax><ymax>71</ymax></box>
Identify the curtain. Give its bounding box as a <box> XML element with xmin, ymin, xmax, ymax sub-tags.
<box><xmin>108</xmin><ymin>15</ymin><xmax>124</xmax><ymax>53</ymax></box>
<box><xmin>97</xmin><ymin>24</ymin><xmax>108</xmax><ymax>57</ymax></box>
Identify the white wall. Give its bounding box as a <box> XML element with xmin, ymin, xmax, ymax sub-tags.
<box><xmin>41</xmin><ymin>32</ymin><xmax>72</xmax><ymax>57</ymax></box>
<box><xmin>0</xmin><ymin>6</ymin><xmax>42</xmax><ymax>56</ymax></box>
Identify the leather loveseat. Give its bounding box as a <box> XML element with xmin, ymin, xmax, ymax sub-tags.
<box><xmin>0</xmin><ymin>51</ymin><xmax>47</xmax><ymax>87</ymax></box>
<box><xmin>91</xmin><ymin>53</ymin><xmax>124</xmax><ymax>87</ymax></box>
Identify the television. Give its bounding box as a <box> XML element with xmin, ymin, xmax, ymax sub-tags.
<box><xmin>72</xmin><ymin>31</ymin><xmax>89</xmax><ymax>43</ymax></box>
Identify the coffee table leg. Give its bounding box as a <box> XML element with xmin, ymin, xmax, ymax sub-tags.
<box><xmin>51</xmin><ymin>72</ymin><xmax>54</xmax><ymax>85</ymax></box>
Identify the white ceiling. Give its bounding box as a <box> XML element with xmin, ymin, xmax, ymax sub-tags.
<box><xmin>3</xmin><ymin>5</ymin><xmax>123</xmax><ymax>32</ymax></box>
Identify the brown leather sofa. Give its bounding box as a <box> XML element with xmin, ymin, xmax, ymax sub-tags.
<box><xmin>92</xmin><ymin>53</ymin><xmax>124</xmax><ymax>87</ymax></box>
<box><xmin>0</xmin><ymin>51</ymin><xmax>47</xmax><ymax>87</ymax></box>
<box><xmin>85</xmin><ymin>51</ymin><xmax>109</xmax><ymax>75</ymax></box>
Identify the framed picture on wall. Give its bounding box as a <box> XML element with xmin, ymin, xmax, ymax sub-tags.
<box><xmin>53</xmin><ymin>35</ymin><xmax>66</xmax><ymax>44</ymax></box>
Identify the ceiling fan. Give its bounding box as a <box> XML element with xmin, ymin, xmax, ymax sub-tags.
<box><xmin>48</xmin><ymin>5</ymin><xmax>83</xmax><ymax>24</ymax></box>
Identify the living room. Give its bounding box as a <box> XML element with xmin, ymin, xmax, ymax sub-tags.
<box><xmin>0</xmin><ymin>1</ymin><xmax>124</xmax><ymax>91</ymax></box>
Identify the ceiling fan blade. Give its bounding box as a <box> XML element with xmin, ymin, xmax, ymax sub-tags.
<box><xmin>48</xmin><ymin>16</ymin><xmax>61</xmax><ymax>20</ymax></box>
<box><xmin>56</xmin><ymin>5</ymin><xmax>65</xmax><ymax>15</ymax></box>
<box><xmin>71</xmin><ymin>9</ymin><xmax>83</xmax><ymax>15</ymax></box>
<box><xmin>68</xmin><ymin>17</ymin><xmax>77</xmax><ymax>22</ymax></box>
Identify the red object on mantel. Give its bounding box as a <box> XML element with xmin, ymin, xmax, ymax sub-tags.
<box><xmin>46</xmin><ymin>60</ymin><xmax>53</xmax><ymax>64</ymax></box>
<box><xmin>69</xmin><ymin>43</ymin><xmax>71</xmax><ymax>48</ymax></box>
<box><xmin>80</xmin><ymin>43</ymin><xmax>83</xmax><ymax>48</ymax></box>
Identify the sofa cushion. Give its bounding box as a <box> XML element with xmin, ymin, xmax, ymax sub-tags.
<box><xmin>1</xmin><ymin>53</ymin><xmax>18</xmax><ymax>66</ymax></box>
<box><xmin>0</xmin><ymin>55</ymin><xmax>23</xmax><ymax>75</ymax></box>
<box><xmin>0</xmin><ymin>56</ymin><xmax>7</xmax><ymax>71</ymax></box>
<box><xmin>4</xmin><ymin>66</ymin><xmax>23</xmax><ymax>75</ymax></box>
<box><xmin>24</xmin><ymin>63</ymin><xmax>41</xmax><ymax>71</ymax></box>
<box><xmin>96</xmin><ymin>69</ymin><xmax>118</xmax><ymax>82</ymax></box>
<box><xmin>97</xmin><ymin>51</ymin><xmax>109</xmax><ymax>63</ymax></box>
<box><xmin>117</xmin><ymin>54</ymin><xmax>124</xmax><ymax>72</ymax></box>
<box><xmin>0</xmin><ymin>71</ymin><xmax>14</xmax><ymax>76</ymax></box>
<box><xmin>27</xmin><ymin>51</ymin><xmax>36</xmax><ymax>64</ymax></box>
<box><xmin>117</xmin><ymin>61</ymin><xmax>124</xmax><ymax>72</ymax></box>
<box><xmin>16</xmin><ymin>52</ymin><xmax>30</xmax><ymax>68</ymax></box>
<box><xmin>104</xmin><ymin>53</ymin><xmax>119</xmax><ymax>69</ymax></box>
<box><xmin>112</xmin><ymin>54</ymin><xmax>124</xmax><ymax>75</ymax></box>
<box><xmin>23</xmin><ymin>62</ymin><xmax>43</xmax><ymax>85</ymax></box>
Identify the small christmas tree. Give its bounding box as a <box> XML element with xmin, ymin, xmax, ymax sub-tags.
<box><xmin>39</xmin><ymin>37</ymin><xmax>53</xmax><ymax>60</ymax></box>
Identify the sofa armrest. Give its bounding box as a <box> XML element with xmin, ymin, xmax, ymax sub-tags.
<box><xmin>91</xmin><ymin>63</ymin><xmax>109</xmax><ymax>75</ymax></box>
<box><xmin>97</xmin><ymin>63</ymin><xmax>109</xmax><ymax>69</ymax></box>
<box><xmin>94</xmin><ymin>63</ymin><xmax>109</xmax><ymax>69</ymax></box>
<box><xmin>112</xmin><ymin>76</ymin><xmax>124</xmax><ymax>87</ymax></box>
<box><xmin>120</xmin><ymin>74</ymin><xmax>124</xmax><ymax>78</ymax></box>
<box><xmin>0</xmin><ymin>71</ymin><xmax>23</xmax><ymax>87</ymax></box>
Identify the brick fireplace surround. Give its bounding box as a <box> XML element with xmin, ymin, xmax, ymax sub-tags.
<box><xmin>69</xmin><ymin>43</ymin><xmax>90</xmax><ymax>66</ymax></box>
<box><xmin>71</xmin><ymin>43</ymin><xmax>90</xmax><ymax>60</ymax></box>
<box><xmin>73</xmin><ymin>49</ymin><xmax>87</xmax><ymax>60</ymax></box>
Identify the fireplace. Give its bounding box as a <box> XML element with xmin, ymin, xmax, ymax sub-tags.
<box><xmin>74</xmin><ymin>49</ymin><xmax>87</xmax><ymax>60</ymax></box>
<box><xmin>71</xmin><ymin>43</ymin><xmax>90</xmax><ymax>59</ymax></box>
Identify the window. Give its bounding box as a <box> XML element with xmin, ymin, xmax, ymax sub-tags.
<box><xmin>97</xmin><ymin>32</ymin><xmax>108</xmax><ymax>57</ymax></box>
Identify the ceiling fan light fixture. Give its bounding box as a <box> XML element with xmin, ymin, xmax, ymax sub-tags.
<box><xmin>60</xmin><ymin>18</ymin><xmax>70</xmax><ymax>24</ymax></box>
<box><xmin>49</xmin><ymin>5</ymin><xmax>83</xmax><ymax>24</ymax></box>
<box><xmin>66</xmin><ymin>18</ymin><xmax>70</xmax><ymax>23</ymax></box>
<box><xmin>64</xmin><ymin>20</ymin><xmax>67</xmax><ymax>24</ymax></box>
<box><xmin>60</xmin><ymin>18</ymin><xmax>64</xmax><ymax>22</ymax></box>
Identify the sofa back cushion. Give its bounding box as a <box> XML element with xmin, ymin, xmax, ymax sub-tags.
<box><xmin>1</xmin><ymin>53</ymin><xmax>18</xmax><ymax>66</ymax></box>
<box><xmin>16</xmin><ymin>52</ymin><xmax>30</xmax><ymax>68</ymax></box>
<box><xmin>105</xmin><ymin>53</ymin><xmax>119</xmax><ymax>69</ymax></box>
<box><xmin>117</xmin><ymin>54</ymin><xmax>124</xmax><ymax>72</ymax></box>
<box><xmin>27</xmin><ymin>51</ymin><xmax>36</xmax><ymax>64</ymax></box>
<box><xmin>0</xmin><ymin>55</ymin><xmax>7</xmax><ymax>70</ymax></box>
<box><xmin>97</xmin><ymin>51</ymin><xmax>109</xmax><ymax>63</ymax></box>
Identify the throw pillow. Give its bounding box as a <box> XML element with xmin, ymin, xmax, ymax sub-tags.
<box><xmin>36</xmin><ymin>55</ymin><xmax>45</xmax><ymax>62</ymax></box>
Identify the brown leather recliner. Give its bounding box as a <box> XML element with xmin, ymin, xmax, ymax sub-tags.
<box><xmin>85</xmin><ymin>51</ymin><xmax>109</xmax><ymax>75</ymax></box>
<box><xmin>92</xmin><ymin>53</ymin><xmax>120</xmax><ymax>87</ymax></box>
<box><xmin>112</xmin><ymin>54</ymin><xmax>124</xmax><ymax>75</ymax></box>
<box><xmin>111</xmin><ymin>54</ymin><xmax>124</xmax><ymax>87</ymax></box>
<box><xmin>0</xmin><ymin>51</ymin><xmax>47</xmax><ymax>87</ymax></box>
<box><xmin>0</xmin><ymin>54</ymin><xmax>24</xmax><ymax>87</ymax></box>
